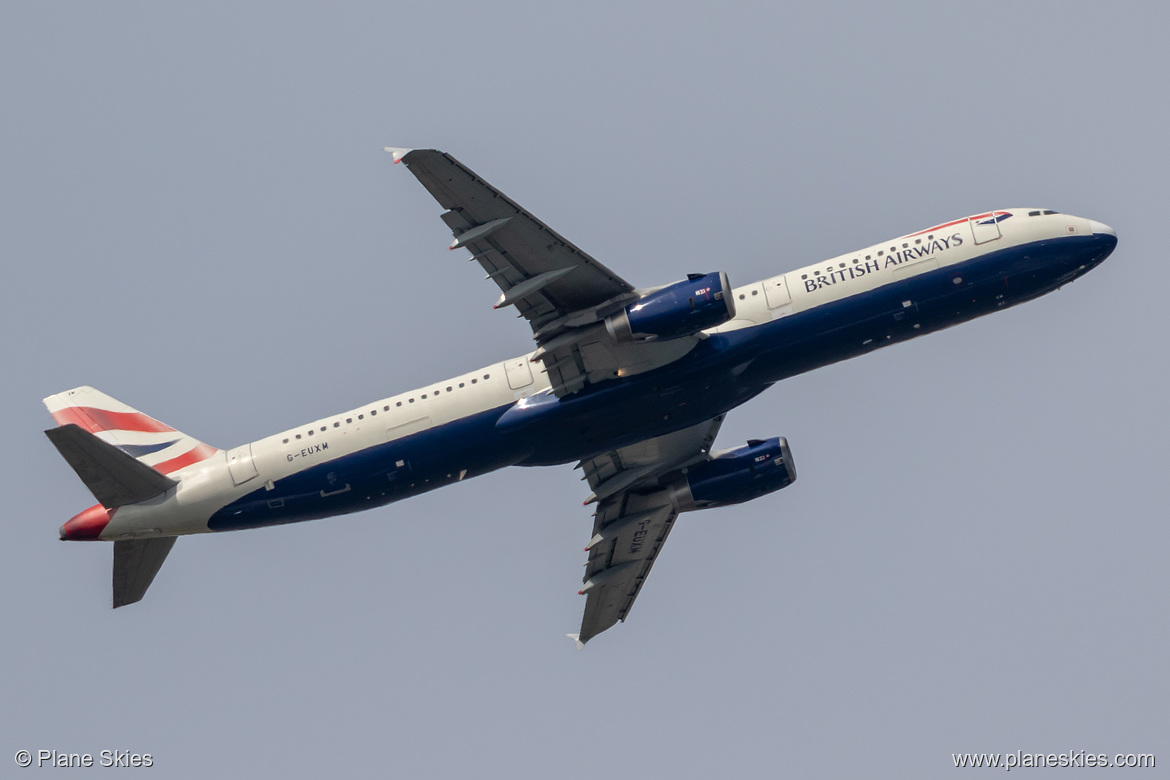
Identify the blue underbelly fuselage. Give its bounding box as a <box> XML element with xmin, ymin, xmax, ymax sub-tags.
<box><xmin>208</xmin><ymin>234</ymin><xmax>1114</xmax><ymax>532</ymax></box>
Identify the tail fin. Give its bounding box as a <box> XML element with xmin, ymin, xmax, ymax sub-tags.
<box><xmin>43</xmin><ymin>386</ymin><xmax>219</xmax><ymax>476</ymax></box>
<box><xmin>45</xmin><ymin>388</ymin><xmax>199</xmax><ymax>608</ymax></box>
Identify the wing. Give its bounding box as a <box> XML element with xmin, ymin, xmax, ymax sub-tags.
<box><xmin>571</xmin><ymin>415</ymin><xmax>725</xmax><ymax>646</ymax></box>
<box><xmin>387</xmin><ymin>148</ymin><xmax>701</xmax><ymax>396</ymax></box>
<box><xmin>387</xmin><ymin>147</ymin><xmax>635</xmax><ymax>326</ymax></box>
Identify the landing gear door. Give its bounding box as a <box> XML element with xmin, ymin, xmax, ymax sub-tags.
<box><xmin>227</xmin><ymin>444</ymin><xmax>259</xmax><ymax>485</ymax></box>
<box><xmin>969</xmin><ymin>212</ymin><xmax>1003</xmax><ymax>245</ymax></box>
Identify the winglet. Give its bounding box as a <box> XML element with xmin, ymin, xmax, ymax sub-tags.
<box><xmin>383</xmin><ymin>147</ymin><xmax>414</xmax><ymax>164</ymax></box>
<box><xmin>566</xmin><ymin>633</ymin><xmax>586</xmax><ymax>651</ymax></box>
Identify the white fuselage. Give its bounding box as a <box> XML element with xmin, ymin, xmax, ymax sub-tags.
<box><xmin>101</xmin><ymin>209</ymin><xmax>1109</xmax><ymax>540</ymax></box>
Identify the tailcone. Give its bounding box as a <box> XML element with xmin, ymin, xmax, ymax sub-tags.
<box><xmin>60</xmin><ymin>504</ymin><xmax>113</xmax><ymax>541</ymax></box>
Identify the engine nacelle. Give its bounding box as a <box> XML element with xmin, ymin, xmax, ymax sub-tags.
<box><xmin>668</xmin><ymin>437</ymin><xmax>796</xmax><ymax>512</ymax></box>
<box><xmin>605</xmin><ymin>271</ymin><xmax>735</xmax><ymax>343</ymax></box>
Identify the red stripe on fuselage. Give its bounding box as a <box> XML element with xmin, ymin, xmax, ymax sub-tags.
<box><xmin>154</xmin><ymin>443</ymin><xmax>219</xmax><ymax>474</ymax></box>
<box><xmin>907</xmin><ymin>213</ymin><xmax>995</xmax><ymax>238</ymax></box>
<box><xmin>51</xmin><ymin>407</ymin><xmax>177</xmax><ymax>434</ymax></box>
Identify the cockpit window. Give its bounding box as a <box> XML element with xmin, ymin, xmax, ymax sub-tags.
<box><xmin>1028</xmin><ymin>210</ymin><xmax>1040</xmax><ymax>216</ymax></box>
<box><xmin>1043</xmin><ymin>210</ymin><xmax>1060</xmax><ymax>215</ymax></box>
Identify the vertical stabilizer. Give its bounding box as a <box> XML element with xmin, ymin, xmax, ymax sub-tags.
<box><xmin>43</xmin><ymin>386</ymin><xmax>219</xmax><ymax>476</ymax></box>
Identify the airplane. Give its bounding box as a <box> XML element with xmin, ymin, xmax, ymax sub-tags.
<box><xmin>44</xmin><ymin>148</ymin><xmax>1118</xmax><ymax>646</ymax></box>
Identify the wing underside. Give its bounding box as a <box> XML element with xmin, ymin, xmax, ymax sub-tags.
<box><xmin>389</xmin><ymin>148</ymin><xmax>634</xmax><ymax>324</ymax></box>
<box><xmin>574</xmin><ymin>416</ymin><xmax>725</xmax><ymax>645</ymax></box>
<box><xmin>388</xmin><ymin>147</ymin><xmax>703</xmax><ymax>397</ymax></box>
<box><xmin>387</xmin><ymin>148</ymin><xmax>736</xmax><ymax>644</ymax></box>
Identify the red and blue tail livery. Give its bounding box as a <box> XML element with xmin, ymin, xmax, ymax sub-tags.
<box><xmin>43</xmin><ymin>148</ymin><xmax>1118</xmax><ymax>644</ymax></box>
<box><xmin>45</xmin><ymin>386</ymin><xmax>219</xmax><ymax>476</ymax></box>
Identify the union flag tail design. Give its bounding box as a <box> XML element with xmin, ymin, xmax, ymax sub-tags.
<box><xmin>43</xmin><ymin>386</ymin><xmax>219</xmax><ymax>476</ymax></box>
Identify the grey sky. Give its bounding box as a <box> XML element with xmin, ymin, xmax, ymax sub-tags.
<box><xmin>2</xmin><ymin>2</ymin><xmax>1165</xmax><ymax>777</ymax></box>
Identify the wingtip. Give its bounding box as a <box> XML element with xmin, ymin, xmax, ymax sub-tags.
<box><xmin>566</xmin><ymin>633</ymin><xmax>586</xmax><ymax>651</ymax></box>
<box><xmin>383</xmin><ymin>146</ymin><xmax>414</xmax><ymax>164</ymax></box>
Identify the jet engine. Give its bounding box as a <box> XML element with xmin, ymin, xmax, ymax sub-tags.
<box><xmin>605</xmin><ymin>272</ymin><xmax>735</xmax><ymax>343</ymax></box>
<box><xmin>667</xmin><ymin>437</ymin><xmax>796</xmax><ymax>512</ymax></box>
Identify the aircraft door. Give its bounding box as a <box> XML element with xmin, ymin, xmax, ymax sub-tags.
<box><xmin>504</xmin><ymin>358</ymin><xmax>534</xmax><ymax>390</ymax></box>
<box><xmin>226</xmin><ymin>444</ymin><xmax>259</xmax><ymax>485</ymax></box>
<box><xmin>968</xmin><ymin>213</ymin><xmax>1003</xmax><ymax>245</ymax></box>
<box><xmin>763</xmin><ymin>275</ymin><xmax>792</xmax><ymax>309</ymax></box>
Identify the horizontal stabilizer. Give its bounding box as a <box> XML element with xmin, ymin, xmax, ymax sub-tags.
<box><xmin>113</xmin><ymin>536</ymin><xmax>176</xmax><ymax>607</ymax></box>
<box><xmin>45</xmin><ymin>424</ymin><xmax>177</xmax><ymax>508</ymax></box>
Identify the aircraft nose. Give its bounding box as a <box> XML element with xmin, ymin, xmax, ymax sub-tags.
<box><xmin>1088</xmin><ymin>219</ymin><xmax>1116</xmax><ymax>237</ymax></box>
